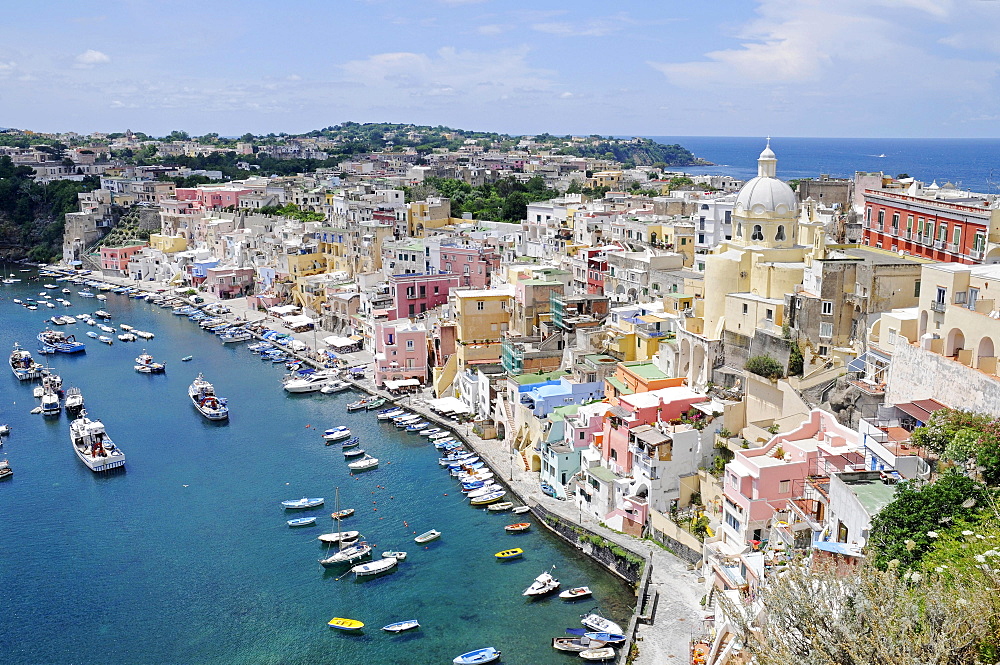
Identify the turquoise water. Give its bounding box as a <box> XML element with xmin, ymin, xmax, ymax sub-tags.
<box><xmin>0</xmin><ymin>272</ymin><xmax>632</xmax><ymax>665</ymax></box>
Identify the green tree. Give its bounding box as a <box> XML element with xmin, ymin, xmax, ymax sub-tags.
<box><xmin>745</xmin><ymin>355</ymin><xmax>784</xmax><ymax>380</ymax></box>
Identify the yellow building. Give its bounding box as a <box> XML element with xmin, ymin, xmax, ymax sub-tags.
<box><xmin>148</xmin><ymin>233</ymin><xmax>187</xmax><ymax>253</ymax></box>
<box><xmin>407</xmin><ymin>198</ymin><xmax>452</xmax><ymax>236</ymax></box>
<box><xmin>587</xmin><ymin>171</ymin><xmax>623</xmax><ymax>189</ymax></box>
<box><xmin>452</xmin><ymin>286</ymin><xmax>514</xmax><ymax>370</ymax></box>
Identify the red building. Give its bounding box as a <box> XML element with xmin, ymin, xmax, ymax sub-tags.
<box><xmin>862</xmin><ymin>189</ymin><xmax>997</xmax><ymax>264</ymax></box>
<box><xmin>100</xmin><ymin>244</ymin><xmax>145</xmax><ymax>275</ymax></box>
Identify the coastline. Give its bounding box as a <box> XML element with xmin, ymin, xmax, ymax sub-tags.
<box><xmin>43</xmin><ymin>264</ymin><xmax>707</xmax><ymax>665</ymax></box>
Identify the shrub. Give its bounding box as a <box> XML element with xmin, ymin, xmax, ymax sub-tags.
<box><xmin>745</xmin><ymin>355</ymin><xmax>784</xmax><ymax>380</ymax></box>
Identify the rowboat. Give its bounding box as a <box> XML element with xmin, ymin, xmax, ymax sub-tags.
<box><xmin>338</xmin><ymin>436</ymin><xmax>361</xmax><ymax>449</ymax></box>
<box><xmin>552</xmin><ymin>637</ymin><xmax>604</xmax><ymax>652</ymax></box>
<box><xmin>381</xmin><ymin>550</ymin><xmax>407</xmax><ymax>560</ymax></box>
<box><xmin>559</xmin><ymin>586</ymin><xmax>593</xmax><ymax>600</ymax></box>
<box><xmin>351</xmin><ymin>557</ymin><xmax>398</xmax><ymax>577</ymax></box>
<box><xmin>512</xmin><ymin>505</ymin><xmax>531</xmax><ymax>514</ymax></box>
<box><xmin>376</xmin><ymin>408</ymin><xmax>405</xmax><ymax>420</ymax></box>
<box><xmin>382</xmin><ymin>619</ymin><xmax>419</xmax><ymax>633</ymax></box>
<box><xmin>585</xmin><ymin>632</ymin><xmax>625</xmax><ymax>644</ymax></box>
<box><xmin>453</xmin><ymin>647</ymin><xmax>501</xmax><ymax>664</ymax></box>
<box><xmin>344</xmin><ymin>448</ymin><xmax>366</xmax><ymax>458</ymax></box>
<box><xmin>327</xmin><ymin>617</ymin><xmax>364</xmax><ymax>631</ymax></box>
<box><xmin>579</xmin><ymin>647</ymin><xmax>617</xmax><ymax>661</ymax></box>
<box><xmin>495</xmin><ymin>548</ymin><xmax>523</xmax><ymax>560</ymax></box>
<box><xmin>414</xmin><ymin>529</ymin><xmax>441</xmax><ymax>543</ymax></box>
<box><xmin>287</xmin><ymin>517</ymin><xmax>316</xmax><ymax>527</ymax></box>
<box><xmin>281</xmin><ymin>497</ymin><xmax>324</xmax><ymax>510</ymax></box>
<box><xmin>487</xmin><ymin>502</ymin><xmax>514</xmax><ymax>512</ymax></box>
<box><xmin>469</xmin><ymin>490</ymin><xmax>505</xmax><ymax>506</ymax></box>
<box><xmin>330</xmin><ymin>508</ymin><xmax>355</xmax><ymax>520</ymax></box>
<box><xmin>505</xmin><ymin>522</ymin><xmax>531</xmax><ymax>533</ymax></box>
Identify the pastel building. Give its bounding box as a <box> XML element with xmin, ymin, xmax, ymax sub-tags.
<box><xmin>388</xmin><ymin>272</ymin><xmax>460</xmax><ymax>320</ymax></box>
<box><xmin>374</xmin><ymin>320</ymin><xmax>430</xmax><ymax>387</ymax></box>
<box><xmin>100</xmin><ymin>243</ymin><xmax>146</xmax><ymax>275</ymax></box>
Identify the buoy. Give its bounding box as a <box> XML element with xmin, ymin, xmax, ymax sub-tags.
<box><xmin>443</xmin><ymin>493</ymin><xmax>448</xmax><ymax>496</ymax></box>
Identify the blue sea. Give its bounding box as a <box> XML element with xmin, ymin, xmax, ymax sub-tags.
<box><xmin>0</xmin><ymin>274</ymin><xmax>632</xmax><ymax>665</ymax></box>
<box><xmin>645</xmin><ymin>136</ymin><xmax>1000</xmax><ymax>194</ymax></box>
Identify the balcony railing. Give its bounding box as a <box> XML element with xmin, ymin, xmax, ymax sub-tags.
<box><xmin>934</xmin><ymin>239</ymin><xmax>946</xmax><ymax>250</ymax></box>
<box><xmin>970</xmin><ymin>248</ymin><xmax>985</xmax><ymax>260</ymax></box>
<box><xmin>930</xmin><ymin>300</ymin><xmax>947</xmax><ymax>313</ymax></box>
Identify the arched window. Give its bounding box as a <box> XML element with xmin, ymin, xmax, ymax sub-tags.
<box><xmin>736</xmin><ymin>222</ymin><xmax>743</xmax><ymax>237</ymax></box>
<box><xmin>775</xmin><ymin>225</ymin><xmax>786</xmax><ymax>241</ymax></box>
<box><xmin>751</xmin><ymin>225</ymin><xmax>764</xmax><ymax>241</ymax></box>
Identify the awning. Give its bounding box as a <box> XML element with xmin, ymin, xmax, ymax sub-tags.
<box><xmin>632</xmin><ymin>427</ymin><xmax>671</xmax><ymax>446</ymax></box>
<box><xmin>847</xmin><ymin>353</ymin><xmax>867</xmax><ymax>373</ymax></box>
<box><xmin>268</xmin><ymin>304</ymin><xmax>299</xmax><ymax>315</ymax></box>
<box><xmin>282</xmin><ymin>314</ymin><xmax>315</xmax><ymax>327</ymax></box>
<box><xmin>384</xmin><ymin>378</ymin><xmax>421</xmax><ymax>390</ymax></box>
<box><xmin>427</xmin><ymin>396</ymin><xmax>471</xmax><ymax>414</ymax></box>
<box><xmin>895</xmin><ymin>398</ymin><xmax>948</xmax><ymax>424</ymax></box>
<box><xmin>323</xmin><ymin>335</ymin><xmax>357</xmax><ymax>348</ymax></box>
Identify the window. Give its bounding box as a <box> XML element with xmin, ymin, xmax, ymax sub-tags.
<box><xmin>736</xmin><ymin>222</ymin><xmax>743</xmax><ymax>237</ymax></box>
<box><xmin>877</xmin><ymin>210</ymin><xmax>885</xmax><ymax>228</ymax></box>
<box><xmin>891</xmin><ymin>212</ymin><xmax>899</xmax><ymax>230</ymax></box>
<box><xmin>406</xmin><ymin>340</ymin><xmax>414</xmax><ymax>350</ymax></box>
<box><xmin>936</xmin><ymin>286</ymin><xmax>946</xmax><ymax>304</ymax></box>
<box><xmin>906</xmin><ymin>215</ymin><xmax>913</xmax><ymax>231</ymax></box>
<box><xmin>887</xmin><ymin>328</ymin><xmax>897</xmax><ymax>345</ymax></box>
<box><xmin>725</xmin><ymin>511</ymin><xmax>741</xmax><ymax>532</ymax></box>
<box><xmin>865</xmin><ymin>207</ymin><xmax>872</xmax><ymax>224</ymax></box>
<box><xmin>742</xmin><ymin>303</ymin><xmax>748</xmax><ymax>315</ymax></box>
<box><xmin>818</xmin><ymin>345</ymin><xmax>829</xmax><ymax>356</ymax></box>
<box><xmin>775</xmin><ymin>225</ymin><xmax>786</xmax><ymax>241</ymax></box>
<box><xmin>953</xmin><ymin>226</ymin><xmax>961</xmax><ymax>248</ymax></box>
<box><xmin>476</xmin><ymin>301</ymin><xmax>484</xmax><ymax>311</ymax></box>
<box><xmin>820</xmin><ymin>322</ymin><xmax>833</xmax><ymax>338</ymax></box>
<box><xmin>751</xmin><ymin>225</ymin><xmax>764</xmax><ymax>241</ymax></box>
<box><xmin>765</xmin><ymin>308</ymin><xmax>773</xmax><ymax>321</ymax></box>
<box><xmin>821</xmin><ymin>301</ymin><xmax>833</xmax><ymax>316</ymax></box>
<box><xmin>779</xmin><ymin>480</ymin><xmax>790</xmax><ymax>494</ymax></box>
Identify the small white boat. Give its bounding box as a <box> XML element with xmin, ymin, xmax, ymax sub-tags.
<box><xmin>98</xmin><ymin>335</ymin><xmax>113</xmax><ymax>345</ymax></box>
<box><xmin>382</xmin><ymin>619</ymin><xmax>419</xmax><ymax>633</ymax></box>
<box><xmin>512</xmin><ymin>506</ymin><xmax>531</xmax><ymax>514</ymax></box>
<box><xmin>287</xmin><ymin>517</ymin><xmax>316</xmax><ymax>527</ymax></box>
<box><xmin>189</xmin><ymin>374</ymin><xmax>228</xmax><ymax>420</ymax></box>
<box><xmin>347</xmin><ymin>455</ymin><xmax>378</xmax><ymax>471</ymax></box>
<box><xmin>323</xmin><ymin>426</ymin><xmax>351</xmax><ymax>441</ymax></box>
<box><xmin>281</xmin><ymin>497</ymin><xmax>324</xmax><ymax>510</ymax></box>
<box><xmin>559</xmin><ymin>586</ymin><xmax>593</xmax><ymax>600</ymax></box>
<box><xmin>581</xmin><ymin>612</ymin><xmax>624</xmax><ymax>635</ymax></box>
<box><xmin>579</xmin><ymin>647</ymin><xmax>617</xmax><ymax>661</ymax></box>
<box><xmin>318</xmin><ymin>530</ymin><xmax>361</xmax><ymax>544</ymax></box>
<box><xmin>487</xmin><ymin>502</ymin><xmax>514</xmax><ymax>512</ymax></box>
<box><xmin>381</xmin><ymin>551</ymin><xmax>407</xmax><ymax>561</ymax></box>
<box><xmin>414</xmin><ymin>529</ymin><xmax>441</xmax><ymax>544</ymax></box>
<box><xmin>453</xmin><ymin>647</ymin><xmax>501</xmax><ymax>665</ymax></box>
<box><xmin>377</xmin><ymin>408</ymin><xmax>405</xmax><ymax>420</ymax></box>
<box><xmin>351</xmin><ymin>557</ymin><xmax>398</xmax><ymax>577</ymax></box>
<box><xmin>523</xmin><ymin>570</ymin><xmax>560</xmax><ymax>597</ymax></box>
<box><xmin>344</xmin><ymin>448</ymin><xmax>366</xmax><ymax>458</ymax></box>
<box><xmin>320</xmin><ymin>380</ymin><xmax>352</xmax><ymax>394</ymax></box>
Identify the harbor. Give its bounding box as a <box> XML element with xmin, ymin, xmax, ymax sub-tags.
<box><xmin>0</xmin><ymin>268</ymin><xmax>648</xmax><ymax>665</ymax></box>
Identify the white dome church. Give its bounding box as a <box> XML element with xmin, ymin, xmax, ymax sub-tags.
<box><xmin>732</xmin><ymin>139</ymin><xmax>799</xmax><ymax>248</ymax></box>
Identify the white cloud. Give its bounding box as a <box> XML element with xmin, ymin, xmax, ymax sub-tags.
<box><xmin>477</xmin><ymin>24</ymin><xmax>507</xmax><ymax>35</ymax></box>
<box><xmin>531</xmin><ymin>14</ymin><xmax>633</xmax><ymax>37</ymax></box>
<box><xmin>0</xmin><ymin>61</ymin><xmax>15</xmax><ymax>78</ymax></box>
<box><xmin>74</xmin><ymin>49</ymin><xmax>111</xmax><ymax>68</ymax></box>
<box><xmin>560</xmin><ymin>92</ymin><xmax>574</xmax><ymax>98</ymax></box>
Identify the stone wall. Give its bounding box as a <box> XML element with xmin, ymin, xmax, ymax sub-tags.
<box><xmin>886</xmin><ymin>341</ymin><xmax>1000</xmax><ymax>417</ymax></box>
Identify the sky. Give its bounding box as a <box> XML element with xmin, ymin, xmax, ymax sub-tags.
<box><xmin>2</xmin><ymin>0</ymin><xmax>999</xmax><ymax>138</ymax></box>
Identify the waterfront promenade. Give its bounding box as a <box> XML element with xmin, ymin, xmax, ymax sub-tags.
<box><xmin>77</xmin><ymin>271</ymin><xmax>706</xmax><ymax>665</ymax></box>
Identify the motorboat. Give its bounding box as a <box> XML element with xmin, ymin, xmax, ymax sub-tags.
<box><xmin>118</xmin><ymin>333</ymin><xmax>137</xmax><ymax>342</ymax></box>
<box><xmin>580</xmin><ymin>612</ymin><xmax>624</xmax><ymax>635</ymax></box>
<box><xmin>381</xmin><ymin>551</ymin><xmax>407</xmax><ymax>561</ymax></box>
<box><xmin>320</xmin><ymin>380</ymin><xmax>352</xmax><ymax>394</ymax></box>
<box><xmin>37</xmin><ymin>329</ymin><xmax>85</xmax><ymax>353</ymax></box>
<box><xmin>466</xmin><ymin>483</ymin><xmax>500</xmax><ymax>498</ymax></box>
<box><xmin>338</xmin><ymin>437</ymin><xmax>360</xmax><ymax>449</ymax></box>
<box><xmin>327</xmin><ymin>618</ymin><xmax>364</xmax><ymax>631</ymax></box>
<box><xmin>584</xmin><ymin>632</ymin><xmax>625</xmax><ymax>645</ymax></box>
<box><xmin>376</xmin><ymin>408</ymin><xmax>405</xmax><ymax>420</ymax></box>
<box><xmin>323</xmin><ymin>426</ymin><xmax>351</xmax><ymax>442</ymax></box>
<box><xmin>347</xmin><ymin>455</ymin><xmax>378</xmax><ymax>472</ymax></box>
<box><xmin>41</xmin><ymin>389</ymin><xmax>61</xmax><ymax>416</ymax></box>
<box><xmin>559</xmin><ymin>586</ymin><xmax>593</xmax><ymax>600</ymax></box>
<box><xmin>414</xmin><ymin>529</ymin><xmax>441</xmax><ymax>544</ymax></box>
<box><xmin>77</xmin><ymin>289</ymin><xmax>95</xmax><ymax>298</ymax></box>
<box><xmin>69</xmin><ymin>411</ymin><xmax>126</xmax><ymax>472</ymax></box>
<box><xmin>364</xmin><ymin>397</ymin><xmax>387</xmax><ymax>410</ymax></box>
<box><xmin>346</xmin><ymin>398</ymin><xmax>372</xmax><ymax>412</ymax></box>
<box><xmin>9</xmin><ymin>343</ymin><xmax>45</xmax><ymax>380</ymax></box>
<box><xmin>281</xmin><ymin>497</ymin><xmax>324</xmax><ymax>510</ymax></box>
<box><xmin>86</xmin><ymin>331</ymin><xmax>99</xmax><ymax>339</ymax></box>
<box><xmin>287</xmin><ymin>517</ymin><xmax>316</xmax><ymax>527</ymax></box>
<box><xmin>351</xmin><ymin>557</ymin><xmax>398</xmax><ymax>577</ymax></box>
<box><xmin>330</xmin><ymin>508</ymin><xmax>355</xmax><ymax>520</ymax></box>
<box><xmin>382</xmin><ymin>620</ymin><xmax>419</xmax><ymax>633</ymax></box>
<box><xmin>453</xmin><ymin>647</ymin><xmax>501</xmax><ymax>664</ymax></box>
<box><xmin>579</xmin><ymin>647</ymin><xmax>617</xmax><ymax>661</ymax></box>
<box><xmin>189</xmin><ymin>374</ymin><xmax>229</xmax><ymax>420</ymax></box>
<box><xmin>219</xmin><ymin>330</ymin><xmax>251</xmax><ymax>344</ymax></box>
<box><xmin>97</xmin><ymin>324</ymin><xmax>115</xmax><ymax>333</ymax></box>
<box><xmin>98</xmin><ymin>335</ymin><xmax>113</xmax><ymax>345</ymax></box>
<box><xmin>318</xmin><ymin>531</ymin><xmax>361</xmax><ymax>544</ymax></box>
<box><xmin>344</xmin><ymin>448</ymin><xmax>366</xmax><ymax>458</ymax></box>
<box><xmin>0</xmin><ymin>459</ymin><xmax>9</xmax><ymax>480</ymax></box>
<box><xmin>487</xmin><ymin>502</ymin><xmax>514</xmax><ymax>512</ymax></box>
<box><xmin>405</xmin><ymin>421</ymin><xmax>430</xmax><ymax>433</ymax></box>
<box><xmin>94</xmin><ymin>310</ymin><xmax>111</xmax><ymax>318</ymax></box>
<box><xmin>134</xmin><ymin>351</ymin><xmax>166</xmax><ymax>374</ymax></box>
<box><xmin>505</xmin><ymin>522</ymin><xmax>531</xmax><ymax>533</ymax></box>
<box><xmin>523</xmin><ymin>569</ymin><xmax>560</xmax><ymax>597</ymax></box>
<box><xmin>283</xmin><ymin>370</ymin><xmax>339</xmax><ymax>393</ymax></box>
<box><xmin>181</xmin><ymin>356</ymin><xmax>193</xmax><ymax>362</ymax></box>
<box><xmin>552</xmin><ymin>637</ymin><xmax>606</xmax><ymax>653</ymax></box>
<box><xmin>495</xmin><ymin>548</ymin><xmax>523</xmax><ymax>560</ymax></box>
<box><xmin>429</xmin><ymin>431</ymin><xmax>454</xmax><ymax>440</ymax></box>
<box><xmin>420</xmin><ymin>427</ymin><xmax>443</xmax><ymax>437</ymax></box>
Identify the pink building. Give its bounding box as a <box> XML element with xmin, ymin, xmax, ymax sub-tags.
<box><xmin>373</xmin><ymin>320</ymin><xmax>429</xmax><ymax>387</ymax></box>
<box><xmin>388</xmin><ymin>272</ymin><xmax>460</xmax><ymax>320</ymax></box>
<box><xmin>175</xmin><ymin>186</ymin><xmax>252</xmax><ymax>210</ymax></box>
<box><xmin>721</xmin><ymin>409</ymin><xmax>860</xmax><ymax>546</ymax></box>
<box><xmin>100</xmin><ymin>244</ymin><xmax>146</xmax><ymax>275</ymax></box>
<box><xmin>204</xmin><ymin>266</ymin><xmax>255</xmax><ymax>299</ymax></box>
<box><xmin>435</xmin><ymin>244</ymin><xmax>499</xmax><ymax>288</ymax></box>
<box><xmin>601</xmin><ymin>385</ymin><xmax>705</xmax><ymax>476</ymax></box>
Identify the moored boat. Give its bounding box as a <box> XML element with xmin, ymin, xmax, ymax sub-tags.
<box><xmin>347</xmin><ymin>454</ymin><xmax>378</xmax><ymax>471</ymax></box>
<box><xmin>351</xmin><ymin>556</ymin><xmax>398</xmax><ymax>577</ymax></box>
<box><xmin>453</xmin><ymin>647</ymin><xmax>501</xmax><ymax>664</ymax></box>
<box><xmin>584</xmin><ymin>632</ymin><xmax>625</xmax><ymax>645</ymax></box>
<box><xmin>505</xmin><ymin>522</ymin><xmax>531</xmax><ymax>533</ymax></box>
<box><xmin>287</xmin><ymin>517</ymin><xmax>317</xmax><ymax>527</ymax></box>
<box><xmin>320</xmin><ymin>379</ymin><xmax>352</xmax><ymax>394</ymax></box>
<box><xmin>69</xmin><ymin>411</ymin><xmax>126</xmax><ymax>472</ymax></box>
<box><xmin>37</xmin><ymin>329</ymin><xmax>85</xmax><ymax>353</ymax></box>
<box><xmin>487</xmin><ymin>501</ymin><xmax>514</xmax><ymax>512</ymax></box>
<box><xmin>318</xmin><ymin>530</ymin><xmax>361</xmax><ymax>544</ymax></box>
<box><xmin>579</xmin><ymin>647</ymin><xmax>617</xmax><ymax>661</ymax></box>
<box><xmin>381</xmin><ymin>550</ymin><xmax>407</xmax><ymax>560</ymax></box>
<box><xmin>346</xmin><ymin>397</ymin><xmax>372</xmax><ymax>411</ymax></box>
<box><xmin>469</xmin><ymin>490</ymin><xmax>506</xmax><ymax>506</ymax></box>
<box><xmin>559</xmin><ymin>586</ymin><xmax>593</xmax><ymax>600</ymax></box>
<box><xmin>512</xmin><ymin>505</ymin><xmax>531</xmax><ymax>514</ymax></box>
<box><xmin>580</xmin><ymin>611</ymin><xmax>624</xmax><ymax>635</ymax></box>
<box><xmin>281</xmin><ymin>497</ymin><xmax>324</xmax><ymax>510</ymax></box>
<box><xmin>344</xmin><ymin>447</ymin><xmax>365</xmax><ymax>458</ymax></box>
<box><xmin>495</xmin><ymin>548</ymin><xmax>523</xmax><ymax>560</ymax></box>
<box><xmin>319</xmin><ymin>541</ymin><xmax>372</xmax><ymax>567</ymax></box>
<box><xmin>523</xmin><ymin>569</ymin><xmax>560</xmax><ymax>597</ymax></box>
<box><xmin>188</xmin><ymin>374</ymin><xmax>229</xmax><ymax>420</ymax></box>
<box><xmin>134</xmin><ymin>350</ymin><xmax>166</xmax><ymax>374</ymax></box>
<box><xmin>323</xmin><ymin>426</ymin><xmax>351</xmax><ymax>441</ymax></box>
<box><xmin>0</xmin><ymin>459</ymin><xmax>11</xmax><ymax>480</ymax></box>
<box><xmin>382</xmin><ymin>619</ymin><xmax>419</xmax><ymax>633</ymax></box>
<box><xmin>377</xmin><ymin>408</ymin><xmax>405</xmax><ymax>420</ymax></box>
<box><xmin>330</xmin><ymin>508</ymin><xmax>355</xmax><ymax>520</ymax></box>
<box><xmin>552</xmin><ymin>637</ymin><xmax>605</xmax><ymax>653</ymax></box>
<box><xmin>414</xmin><ymin>529</ymin><xmax>441</xmax><ymax>543</ymax></box>
<box><xmin>364</xmin><ymin>397</ymin><xmax>387</xmax><ymax>410</ymax></box>
<box><xmin>9</xmin><ymin>342</ymin><xmax>45</xmax><ymax>380</ymax></box>
<box><xmin>327</xmin><ymin>617</ymin><xmax>364</xmax><ymax>631</ymax></box>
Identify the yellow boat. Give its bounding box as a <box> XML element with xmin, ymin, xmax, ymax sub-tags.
<box><xmin>328</xmin><ymin>617</ymin><xmax>364</xmax><ymax>631</ymax></box>
<box><xmin>495</xmin><ymin>548</ymin><xmax>523</xmax><ymax>560</ymax></box>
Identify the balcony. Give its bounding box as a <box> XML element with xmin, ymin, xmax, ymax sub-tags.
<box><xmin>930</xmin><ymin>300</ymin><xmax>947</xmax><ymax>313</ymax></box>
<box><xmin>971</xmin><ymin>248</ymin><xmax>985</xmax><ymax>260</ymax></box>
<box><xmin>933</xmin><ymin>239</ymin><xmax>946</xmax><ymax>250</ymax></box>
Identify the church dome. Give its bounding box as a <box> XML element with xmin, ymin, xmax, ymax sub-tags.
<box><xmin>733</xmin><ymin>140</ymin><xmax>797</xmax><ymax>219</ymax></box>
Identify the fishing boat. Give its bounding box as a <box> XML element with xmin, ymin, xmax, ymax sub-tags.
<box><xmin>559</xmin><ymin>586</ymin><xmax>593</xmax><ymax>600</ymax></box>
<box><xmin>495</xmin><ymin>548</ymin><xmax>523</xmax><ymax>560</ymax></box>
<box><xmin>381</xmin><ymin>620</ymin><xmax>419</xmax><ymax>633</ymax></box>
<box><xmin>487</xmin><ymin>502</ymin><xmax>514</xmax><ymax>512</ymax></box>
<box><xmin>0</xmin><ymin>459</ymin><xmax>11</xmax><ymax>480</ymax></box>
<box><xmin>346</xmin><ymin>398</ymin><xmax>371</xmax><ymax>412</ymax></box>
<box><xmin>470</xmin><ymin>490</ymin><xmax>506</xmax><ymax>506</ymax></box>
<box><xmin>347</xmin><ymin>454</ymin><xmax>378</xmax><ymax>472</ymax></box>
<box><xmin>37</xmin><ymin>329</ymin><xmax>85</xmax><ymax>353</ymax></box>
<box><xmin>523</xmin><ymin>569</ymin><xmax>560</xmax><ymax>597</ymax></box>
<box><xmin>331</xmin><ymin>508</ymin><xmax>355</xmax><ymax>520</ymax></box>
<box><xmin>188</xmin><ymin>374</ymin><xmax>229</xmax><ymax>420</ymax></box>
<box><xmin>541</xmin><ymin>482</ymin><xmax>558</xmax><ymax>498</ymax></box>
<box><xmin>69</xmin><ymin>411</ymin><xmax>126</xmax><ymax>472</ymax></box>
<box><xmin>338</xmin><ymin>436</ymin><xmax>360</xmax><ymax>449</ymax></box>
<box><xmin>219</xmin><ymin>330</ymin><xmax>251</xmax><ymax>344</ymax></box>
<box><xmin>40</xmin><ymin>389</ymin><xmax>61</xmax><ymax>416</ymax></box>
<box><xmin>414</xmin><ymin>529</ymin><xmax>441</xmax><ymax>544</ymax></box>
<box><xmin>351</xmin><ymin>557</ymin><xmax>398</xmax><ymax>577</ymax></box>
<box><xmin>452</xmin><ymin>647</ymin><xmax>501</xmax><ymax>664</ymax></box>
<box><xmin>134</xmin><ymin>351</ymin><xmax>166</xmax><ymax>374</ymax></box>
<box><xmin>9</xmin><ymin>343</ymin><xmax>45</xmax><ymax>380</ymax></box>
<box><xmin>580</xmin><ymin>612</ymin><xmax>624</xmax><ymax>635</ymax></box>
<box><xmin>381</xmin><ymin>550</ymin><xmax>407</xmax><ymax>561</ymax></box>
<box><xmin>327</xmin><ymin>618</ymin><xmax>364</xmax><ymax>631</ymax></box>
<box><xmin>364</xmin><ymin>397</ymin><xmax>387</xmax><ymax>410</ymax></box>
<box><xmin>287</xmin><ymin>517</ymin><xmax>317</xmax><ymax>527</ymax></box>
<box><xmin>579</xmin><ymin>647</ymin><xmax>617</xmax><ymax>661</ymax></box>
<box><xmin>320</xmin><ymin>380</ymin><xmax>352</xmax><ymax>394</ymax></box>
<box><xmin>323</xmin><ymin>426</ymin><xmax>352</xmax><ymax>442</ymax></box>
<box><xmin>318</xmin><ymin>530</ymin><xmax>361</xmax><ymax>544</ymax></box>
<box><xmin>505</xmin><ymin>523</ymin><xmax>531</xmax><ymax>533</ymax></box>
<box><xmin>584</xmin><ymin>632</ymin><xmax>625</xmax><ymax>645</ymax></box>
<box><xmin>77</xmin><ymin>289</ymin><xmax>95</xmax><ymax>298</ymax></box>
<box><xmin>281</xmin><ymin>497</ymin><xmax>324</xmax><ymax>510</ymax></box>
<box><xmin>376</xmin><ymin>408</ymin><xmax>405</xmax><ymax>420</ymax></box>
